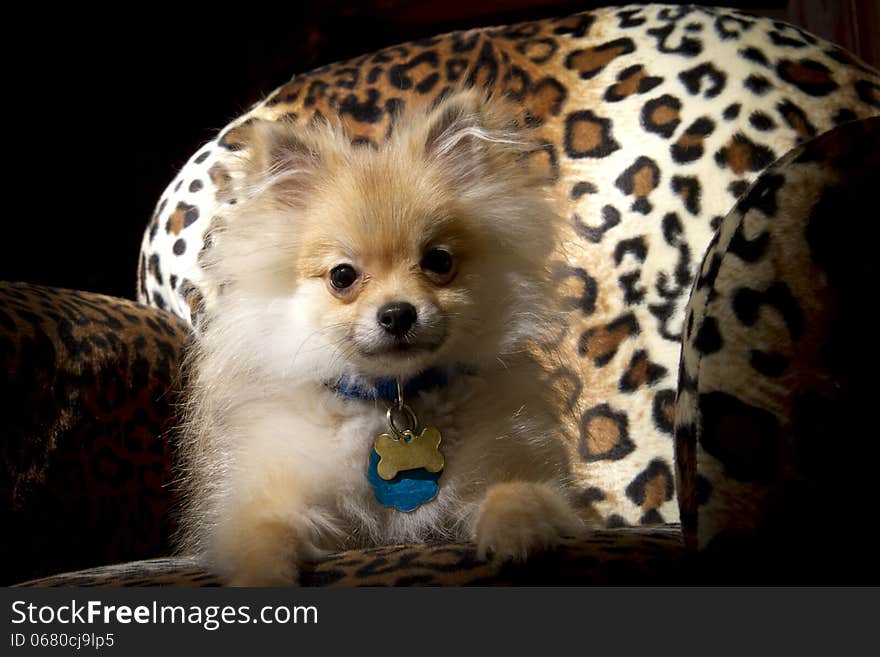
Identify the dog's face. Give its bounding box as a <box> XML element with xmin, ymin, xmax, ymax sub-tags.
<box><xmin>290</xmin><ymin>154</ymin><xmax>497</xmax><ymax>379</ymax></box>
<box><xmin>204</xmin><ymin>91</ymin><xmax>556</xmax><ymax>383</ymax></box>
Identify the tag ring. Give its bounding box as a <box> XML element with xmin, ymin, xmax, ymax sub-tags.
<box><xmin>386</xmin><ymin>403</ymin><xmax>419</xmax><ymax>438</ymax></box>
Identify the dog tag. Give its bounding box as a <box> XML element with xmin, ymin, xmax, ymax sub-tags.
<box><xmin>367</xmin><ymin>427</ymin><xmax>444</xmax><ymax>512</ymax></box>
<box><xmin>374</xmin><ymin>427</ymin><xmax>444</xmax><ymax>480</ymax></box>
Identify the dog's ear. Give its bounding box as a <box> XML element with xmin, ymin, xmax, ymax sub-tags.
<box><xmin>245</xmin><ymin>119</ymin><xmax>323</xmax><ymax>175</ymax></box>
<box><xmin>420</xmin><ymin>89</ymin><xmax>525</xmax><ymax>183</ymax></box>
<box><xmin>231</xmin><ymin>117</ymin><xmax>343</xmax><ymax>208</ymax></box>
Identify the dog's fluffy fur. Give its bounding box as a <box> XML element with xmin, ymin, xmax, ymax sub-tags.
<box><xmin>175</xmin><ymin>90</ymin><xmax>583</xmax><ymax>585</ymax></box>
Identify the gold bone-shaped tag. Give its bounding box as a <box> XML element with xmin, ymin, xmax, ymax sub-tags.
<box><xmin>374</xmin><ymin>427</ymin><xmax>444</xmax><ymax>481</ymax></box>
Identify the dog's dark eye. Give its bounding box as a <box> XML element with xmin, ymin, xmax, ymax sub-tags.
<box><xmin>421</xmin><ymin>248</ymin><xmax>453</xmax><ymax>275</ymax></box>
<box><xmin>330</xmin><ymin>264</ymin><xmax>358</xmax><ymax>290</ymax></box>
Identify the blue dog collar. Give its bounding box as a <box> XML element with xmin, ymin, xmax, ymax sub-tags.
<box><xmin>333</xmin><ymin>367</ymin><xmax>452</xmax><ymax>402</ymax></box>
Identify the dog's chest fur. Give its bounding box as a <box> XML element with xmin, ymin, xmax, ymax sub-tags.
<box><xmin>319</xmin><ymin>376</ymin><xmax>484</xmax><ymax>546</ymax></box>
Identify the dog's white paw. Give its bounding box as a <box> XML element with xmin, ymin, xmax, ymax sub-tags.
<box><xmin>226</xmin><ymin>560</ymin><xmax>299</xmax><ymax>587</ymax></box>
<box><xmin>475</xmin><ymin>481</ymin><xmax>582</xmax><ymax>563</ymax></box>
<box><xmin>214</xmin><ymin>519</ymin><xmax>302</xmax><ymax>587</ymax></box>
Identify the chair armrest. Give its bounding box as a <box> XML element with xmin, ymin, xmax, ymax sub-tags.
<box><xmin>0</xmin><ymin>283</ymin><xmax>190</xmax><ymax>584</ymax></box>
<box><xmin>674</xmin><ymin>117</ymin><xmax>880</xmax><ymax>582</ymax></box>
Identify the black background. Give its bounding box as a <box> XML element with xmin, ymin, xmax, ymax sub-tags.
<box><xmin>1</xmin><ymin>1</ymin><xmax>786</xmax><ymax>301</ymax></box>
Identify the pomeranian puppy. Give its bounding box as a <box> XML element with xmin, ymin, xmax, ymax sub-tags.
<box><xmin>175</xmin><ymin>89</ymin><xmax>583</xmax><ymax>586</ymax></box>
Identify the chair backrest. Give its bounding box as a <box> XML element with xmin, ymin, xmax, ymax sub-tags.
<box><xmin>134</xmin><ymin>4</ymin><xmax>880</xmax><ymax>529</ymax></box>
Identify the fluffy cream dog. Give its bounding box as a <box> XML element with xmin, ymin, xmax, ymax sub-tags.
<box><xmin>175</xmin><ymin>89</ymin><xmax>583</xmax><ymax>585</ymax></box>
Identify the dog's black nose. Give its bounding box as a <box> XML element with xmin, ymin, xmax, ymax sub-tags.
<box><xmin>377</xmin><ymin>302</ymin><xmax>417</xmax><ymax>338</ymax></box>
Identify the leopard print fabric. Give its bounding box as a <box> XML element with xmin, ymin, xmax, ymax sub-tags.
<box><xmin>16</xmin><ymin>525</ymin><xmax>683</xmax><ymax>586</ymax></box>
<box><xmin>0</xmin><ymin>283</ymin><xmax>190</xmax><ymax>585</ymax></box>
<box><xmin>675</xmin><ymin>116</ymin><xmax>880</xmax><ymax>583</ymax></box>
<box><xmin>136</xmin><ymin>4</ymin><xmax>880</xmax><ymax>527</ymax></box>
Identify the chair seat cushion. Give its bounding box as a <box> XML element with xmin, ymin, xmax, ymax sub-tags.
<box><xmin>16</xmin><ymin>525</ymin><xmax>683</xmax><ymax>587</ymax></box>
